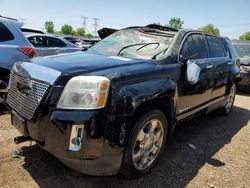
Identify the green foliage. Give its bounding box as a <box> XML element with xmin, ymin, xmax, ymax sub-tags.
<box><xmin>167</xmin><ymin>17</ymin><xmax>184</xmax><ymax>30</ymax></box>
<box><xmin>75</xmin><ymin>28</ymin><xmax>86</xmax><ymax>37</ymax></box>
<box><xmin>47</xmin><ymin>23</ymin><xmax>94</xmax><ymax>38</ymax></box>
<box><xmin>200</xmin><ymin>24</ymin><xmax>220</xmax><ymax>36</ymax></box>
<box><xmin>240</xmin><ymin>32</ymin><xmax>250</xmax><ymax>40</ymax></box>
<box><xmin>44</xmin><ymin>21</ymin><xmax>54</xmax><ymax>33</ymax></box>
<box><xmin>85</xmin><ymin>33</ymin><xmax>94</xmax><ymax>38</ymax></box>
<box><xmin>61</xmin><ymin>24</ymin><xmax>75</xmax><ymax>35</ymax></box>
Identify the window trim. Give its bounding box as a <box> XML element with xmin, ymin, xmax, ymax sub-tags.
<box><xmin>178</xmin><ymin>32</ymin><xmax>208</xmax><ymax>62</ymax></box>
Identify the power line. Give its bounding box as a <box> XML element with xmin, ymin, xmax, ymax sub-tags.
<box><xmin>81</xmin><ymin>16</ymin><xmax>88</xmax><ymax>31</ymax></box>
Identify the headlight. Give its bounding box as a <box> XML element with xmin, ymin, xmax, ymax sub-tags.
<box><xmin>57</xmin><ymin>76</ymin><xmax>110</xmax><ymax>109</ymax></box>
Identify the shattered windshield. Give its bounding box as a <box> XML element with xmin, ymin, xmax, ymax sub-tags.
<box><xmin>234</xmin><ymin>42</ymin><xmax>250</xmax><ymax>58</ymax></box>
<box><xmin>88</xmin><ymin>28</ymin><xmax>174</xmax><ymax>60</ymax></box>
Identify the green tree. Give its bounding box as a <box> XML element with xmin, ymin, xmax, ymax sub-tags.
<box><xmin>167</xmin><ymin>17</ymin><xmax>184</xmax><ymax>30</ymax></box>
<box><xmin>61</xmin><ymin>24</ymin><xmax>74</xmax><ymax>35</ymax></box>
<box><xmin>44</xmin><ymin>21</ymin><xmax>54</xmax><ymax>33</ymax></box>
<box><xmin>86</xmin><ymin>33</ymin><xmax>94</xmax><ymax>38</ymax></box>
<box><xmin>200</xmin><ymin>24</ymin><xmax>220</xmax><ymax>36</ymax></box>
<box><xmin>240</xmin><ymin>32</ymin><xmax>250</xmax><ymax>40</ymax></box>
<box><xmin>75</xmin><ymin>28</ymin><xmax>86</xmax><ymax>37</ymax></box>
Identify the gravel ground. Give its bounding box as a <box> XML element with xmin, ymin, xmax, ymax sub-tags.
<box><xmin>0</xmin><ymin>94</ymin><xmax>249</xmax><ymax>188</ymax></box>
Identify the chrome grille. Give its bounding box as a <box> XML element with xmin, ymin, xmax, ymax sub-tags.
<box><xmin>7</xmin><ymin>72</ymin><xmax>50</xmax><ymax>120</ymax></box>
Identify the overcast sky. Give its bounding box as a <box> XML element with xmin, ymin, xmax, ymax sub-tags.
<box><xmin>1</xmin><ymin>0</ymin><xmax>250</xmax><ymax>39</ymax></box>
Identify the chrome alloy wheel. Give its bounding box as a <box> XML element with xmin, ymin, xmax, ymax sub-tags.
<box><xmin>225</xmin><ymin>85</ymin><xmax>235</xmax><ymax>113</ymax></box>
<box><xmin>132</xmin><ymin>119</ymin><xmax>164</xmax><ymax>170</ymax></box>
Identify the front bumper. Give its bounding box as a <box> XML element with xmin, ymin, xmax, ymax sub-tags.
<box><xmin>11</xmin><ymin>110</ymin><xmax>124</xmax><ymax>176</ymax></box>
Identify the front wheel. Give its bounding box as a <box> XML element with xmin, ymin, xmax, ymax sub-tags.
<box><xmin>220</xmin><ymin>83</ymin><xmax>236</xmax><ymax>115</ymax></box>
<box><xmin>120</xmin><ymin>110</ymin><xmax>168</xmax><ymax>179</ymax></box>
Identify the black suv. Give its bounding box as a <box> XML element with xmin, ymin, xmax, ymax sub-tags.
<box><xmin>6</xmin><ymin>25</ymin><xmax>240</xmax><ymax>178</ymax></box>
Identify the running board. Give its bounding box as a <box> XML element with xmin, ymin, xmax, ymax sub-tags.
<box><xmin>176</xmin><ymin>96</ymin><xmax>225</xmax><ymax>121</ymax></box>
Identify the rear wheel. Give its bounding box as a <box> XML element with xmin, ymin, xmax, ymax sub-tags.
<box><xmin>220</xmin><ymin>83</ymin><xmax>236</xmax><ymax>115</ymax></box>
<box><xmin>0</xmin><ymin>75</ymin><xmax>9</xmax><ymax>104</ymax></box>
<box><xmin>120</xmin><ymin>110</ymin><xmax>168</xmax><ymax>179</ymax></box>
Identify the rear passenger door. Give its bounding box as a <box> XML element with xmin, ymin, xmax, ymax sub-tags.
<box><xmin>205</xmin><ymin>35</ymin><xmax>231</xmax><ymax>99</ymax></box>
<box><xmin>178</xmin><ymin>33</ymin><xmax>214</xmax><ymax>113</ymax></box>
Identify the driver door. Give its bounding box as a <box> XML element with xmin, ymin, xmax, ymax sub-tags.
<box><xmin>178</xmin><ymin>33</ymin><xmax>213</xmax><ymax>115</ymax></box>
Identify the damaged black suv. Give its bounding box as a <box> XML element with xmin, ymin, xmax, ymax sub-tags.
<box><xmin>7</xmin><ymin>24</ymin><xmax>240</xmax><ymax>178</ymax></box>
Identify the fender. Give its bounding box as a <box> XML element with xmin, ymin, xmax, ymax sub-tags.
<box><xmin>116</xmin><ymin>77</ymin><xmax>176</xmax><ymax>115</ymax></box>
<box><xmin>107</xmin><ymin>77</ymin><xmax>177</xmax><ymax>146</ymax></box>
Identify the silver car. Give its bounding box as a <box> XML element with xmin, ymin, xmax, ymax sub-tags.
<box><xmin>26</xmin><ymin>34</ymin><xmax>81</xmax><ymax>57</ymax></box>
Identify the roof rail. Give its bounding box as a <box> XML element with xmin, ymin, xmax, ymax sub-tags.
<box><xmin>0</xmin><ymin>15</ymin><xmax>19</xmax><ymax>21</ymax></box>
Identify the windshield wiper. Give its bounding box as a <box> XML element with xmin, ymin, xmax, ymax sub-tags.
<box><xmin>117</xmin><ymin>42</ymin><xmax>160</xmax><ymax>56</ymax></box>
<box><xmin>152</xmin><ymin>47</ymin><xmax>168</xmax><ymax>60</ymax></box>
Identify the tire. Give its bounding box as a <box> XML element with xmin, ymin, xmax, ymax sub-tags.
<box><xmin>220</xmin><ymin>83</ymin><xmax>236</xmax><ymax>115</ymax></box>
<box><xmin>120</xmin><ymin>110</ymin><xmax>168</xmax><ymax>179</ymax></box>
<box><xmin>0</xmin><ymin>75</ymin><xmax>9</xmax><ymax>104</ymax></box>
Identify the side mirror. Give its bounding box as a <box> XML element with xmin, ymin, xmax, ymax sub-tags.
<box><xmin>186</xmin><ymin>59</ymin><xmax>201</xmax><ymax>85</ymax></box>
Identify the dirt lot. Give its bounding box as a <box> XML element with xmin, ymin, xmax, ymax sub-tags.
<box><xmin>0</xmin><ymin>94</ymin><xmax>249</xmax><ymax>188</ymax></box>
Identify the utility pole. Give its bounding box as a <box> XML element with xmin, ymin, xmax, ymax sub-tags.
<box><xmin>81</xmin><ymin>16</ymin><xmax>88</xmax><ymax>31</ymax></box>
<box><xmin>92</xmin><ymin>18</ymin><xmax>99</xmax><ymax>36</ymax></box>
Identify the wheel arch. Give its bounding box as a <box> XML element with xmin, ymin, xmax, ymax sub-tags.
<box><xmin>129</xmin><ymin>96</ymin><xmax>176</xmax><ymax>139</ymax></box>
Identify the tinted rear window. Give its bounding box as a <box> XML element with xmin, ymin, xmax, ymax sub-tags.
<box><xmin>206</xmin><ymin>35</ymin><xmax>226</xmax><ymax>58</ymax></box>
<box><xmin>0</xmin><ymin>22</ymin><xmax>14</xmax><ymax>42</ymax></box>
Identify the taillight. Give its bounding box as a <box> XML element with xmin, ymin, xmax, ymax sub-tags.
<box><xmin>18</xmin><ymin>46</ymin><xmax>35</xmax><ymax>57</ymax></box>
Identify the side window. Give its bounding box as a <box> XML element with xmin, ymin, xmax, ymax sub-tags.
<box><xmin>47</xmin><ymin>37</ymin><xmax>66</xmax><ymax>47</ymax></box>
<box><xmin>0</xmin><ymin>22</ymin><xmax>14</xmax><ymax>42</ymax></box>
<box><xmin>180</xmin><ymin>34</ymin><xmax>207</xmax><ymax>60</ymax></box>
<box><xmin>28</xmin><ymin>36</ymin><xmax>44</xmax><ymax>47</ymax></box>
<box><xmin>206</xmin><ymin>35</ymin><xmax>226</xmax><ymax>58</ymax></box>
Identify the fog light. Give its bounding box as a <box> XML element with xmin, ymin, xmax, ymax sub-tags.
<box><xmin>69</xmin><ymin>124</ymin><xmax>84</xmax><ymax>152</ymax></box>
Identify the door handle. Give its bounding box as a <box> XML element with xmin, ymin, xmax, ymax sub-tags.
<box><xmin>228</xmin><ymin>62</ymin><xmax>234</xmax><ymax>65</ymax></box>
<box><xmin>206</xmin><ymin>65</ymin><xmax>213</xmax><ymax>69</ymax></box>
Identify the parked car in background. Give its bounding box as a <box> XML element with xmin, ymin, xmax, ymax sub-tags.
<box><xmin>232</xmin><ymin>40</ymin><xmax>250</xmax><ymax>93</ymax></box>
<box><xmin>73</xmin><ymin>38</ymin><xmax>100</xmax><ymax>49</ymax></box>
<box><xmin>63</xmin><ymin>36</ymin><xmax>79</xmax><ymax>44</ymax></box>
<box><xmin>63</xmin><ymin>36</ymin><xmax>100</xmax><ymax>50</ymax></box>
<box><xmin>21</xmin><ymin>27</ymin><xmax>47</xmax><ymax>35</ymax></box>
<box><xmin>7</xmin><ymin>24</ymin><xmax>240</xmax><ymax>178</ymax></box>
<box><xmin>0</xmin><ymin>16</ymin><xmax>35</xmax><ymax>103</ymax></box>
<box><xmin>26</xmin><ymin>34</ymin><xmax>81</xmax><ymax>56</ymax></box>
